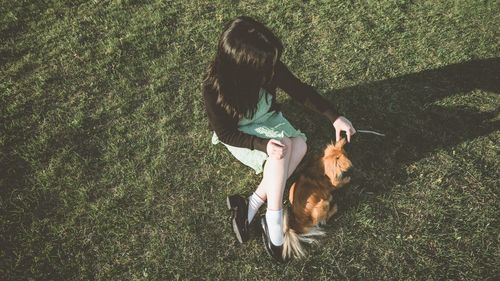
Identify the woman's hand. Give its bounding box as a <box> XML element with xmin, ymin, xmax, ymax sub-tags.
<box><xmin>266</xmin><ymin>139</ymin><xmax>287</xmax><ymax>160</ymax></box>
<box><xmin>333</xmin><ymin>116</ymin><xmax>356</xmax><ymax>142</ymax></box>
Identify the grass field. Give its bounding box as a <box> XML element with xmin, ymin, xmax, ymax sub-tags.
<box><xmin>1</xmin><ymin>0</ymin><xmax>499</xmax><ymax>280</ymax></box>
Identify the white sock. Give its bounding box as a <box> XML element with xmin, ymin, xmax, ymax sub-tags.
<box><xmin>248</xmin><ymin>193</ymin><xmax>265</xmax><ymax>223</ymax></box>
<box><xmin>265</xmin><ymin>209</ymin><xmax>284</xmax><ymax>246</ymax></box>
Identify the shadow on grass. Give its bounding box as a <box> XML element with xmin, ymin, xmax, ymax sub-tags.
<box><xmin>282</xmin><ymin>57</ymin><xmax>499</xmax><ymax>207</ymax></box>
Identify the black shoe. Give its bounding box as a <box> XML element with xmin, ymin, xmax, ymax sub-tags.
<box><xmin>226</xmin><ymin>195</ymin><xmax>249</xmax><ymax>243</ymax></box>
<box><xmin>260</xmin><ymin>215</ymin><xmax>288</xmax><ymax>263</ymax></box>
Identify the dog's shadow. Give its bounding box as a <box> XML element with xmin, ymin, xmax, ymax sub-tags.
<box><xmin>282</xmin><ymin>58</ymin><xmax>499</xmax><ymax>212</ymax></box>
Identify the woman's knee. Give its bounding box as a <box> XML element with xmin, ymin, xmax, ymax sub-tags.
<box><xmin>281</xmin><ymin>137</ymin><xmax>293</xmax><ymax>157</ymax></box>
<box><xmin>292</xmin><ymin>137</ymin><xmax>307</xmax><ymax>157</ymax></box>
<box><xmin>281</xmin><ymin>136</ymin><xmax>292</xmax><ymax>147</ymax></box>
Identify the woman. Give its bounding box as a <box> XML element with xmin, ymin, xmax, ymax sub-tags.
<box><xmin>202</xmin><ymin>16</ymin><xmax>355</xmax><ymax>262</ymax></box>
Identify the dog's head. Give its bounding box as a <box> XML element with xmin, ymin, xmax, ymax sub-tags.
<box><xmin>322</xmin><ymin>138</ymin><xmax>353</xmax><ymax>188</ymax></box>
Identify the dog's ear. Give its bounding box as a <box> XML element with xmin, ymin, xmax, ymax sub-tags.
<box><xmin>334</xmin><ymin>138</ymin><xmax>347</xmax><ymax>149</ymax></box>
<box><xmin>289</xmin><ymin>183</ymin><xmax>296</xmax><ymax>204</ymax></box>
<box><xmin>323</xmin><ymin>153</ymin><xmax>341</xmax><ymax>185</ymax></box>
<box><xmin>324</xmin><ymin>143</ymin><xmax>337</xmax><ymax>157</ymax></box>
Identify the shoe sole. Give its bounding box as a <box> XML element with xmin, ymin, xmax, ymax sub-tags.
<box><xmin>261</xmin><ymin>218</ymin><xmax>273</xmax><ymax>258</ymax></box>
<box><xmin>227</xmin><ymin>196</ymin><xmax>243</xmax><ymax>244</ymax></box>
<box><xmin>261</xmin><ymin>217</ymin><xmax>286</xmax><ymax>262</ymax></box>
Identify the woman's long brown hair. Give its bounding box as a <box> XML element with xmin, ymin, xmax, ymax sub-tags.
<box><xmin>203</xmin><ymin>16</ymin><xmax>283</xmax><ymax>119</ymax></box>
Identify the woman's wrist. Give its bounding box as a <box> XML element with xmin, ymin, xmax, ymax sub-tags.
<box><xmin>323</xmin><ymin>109</ymin><xmax>340</xmax><ymax>123</ymax></box>
<box><xmin>253</xmin><ymin>137</ymin><xmax>270</xmax><ymax>153</ymax></box>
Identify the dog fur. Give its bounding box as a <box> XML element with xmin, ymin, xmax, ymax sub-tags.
<box><xmin>283</xmin><ymin>138</ymin><xmax>353</xmax><ymax>259</ymax></box>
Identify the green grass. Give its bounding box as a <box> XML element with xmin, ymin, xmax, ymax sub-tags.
<box><xmin>1</xmin><ymin>0</ymin><xmax>498</xmax><ymax>280</ymax></box>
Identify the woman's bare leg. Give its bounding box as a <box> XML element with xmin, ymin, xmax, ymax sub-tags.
<box><xmin>286</xmin><ymin>137</ymin><xmax>307</xmax><ymax>178</ymax></box>
<box><xmin>263</xmin><ymin>136</ymin><xmax>292</xmax><ymax>210</ymax></box>
<box><xmin>254</xmin><ymin>137</ymin><xmax>307</xmax><ymax>202</ymax></box>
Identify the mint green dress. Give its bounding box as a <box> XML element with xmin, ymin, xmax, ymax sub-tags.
<box><xmin>212</xmin><ymin>88</ymin><xmax>307</xmax><ymax>174</ymax></box>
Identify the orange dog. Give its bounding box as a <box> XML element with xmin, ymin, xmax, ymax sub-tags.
<box><xmin>283</xmin><ymin>138</ymin><xmax>353</xmax><ymax>259</ymax></box>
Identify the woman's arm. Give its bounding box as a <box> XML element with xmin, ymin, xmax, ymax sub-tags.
<box><xmin>275</xmin><ymin>61</ymin><xmax>356</xmax><ymax>142</ymax></box>
<box><xmin>203</xmin><ymin>89</ymin><xmax>270</xmax><ymax>152</ymax></box>
<box><xmin>274</xmin><ymin>61</ymin><xmax>340</xmax><ymax>123</ymax></box>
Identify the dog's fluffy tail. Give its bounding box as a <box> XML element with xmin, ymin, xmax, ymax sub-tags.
<box><xmin>283</xmin><ymin>208</ymin><xmax>325</xmax><ymax>259</ymax></box>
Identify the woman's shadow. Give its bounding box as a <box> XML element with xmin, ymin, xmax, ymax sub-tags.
<box><xmin>282</xmin><ymin>57</ymin><xmax>499</xmax><ymax>208</ymax></box>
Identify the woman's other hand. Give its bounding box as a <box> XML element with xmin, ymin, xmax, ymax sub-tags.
<box><xmin>333</xmin><ymin>116</ymin><xmax>356</xmax><ymax>142</ymax></box>
<box><xmin>266</xmin><ymin>139</ymin><xmax>287</xmax><ymax>159</ymax></box>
